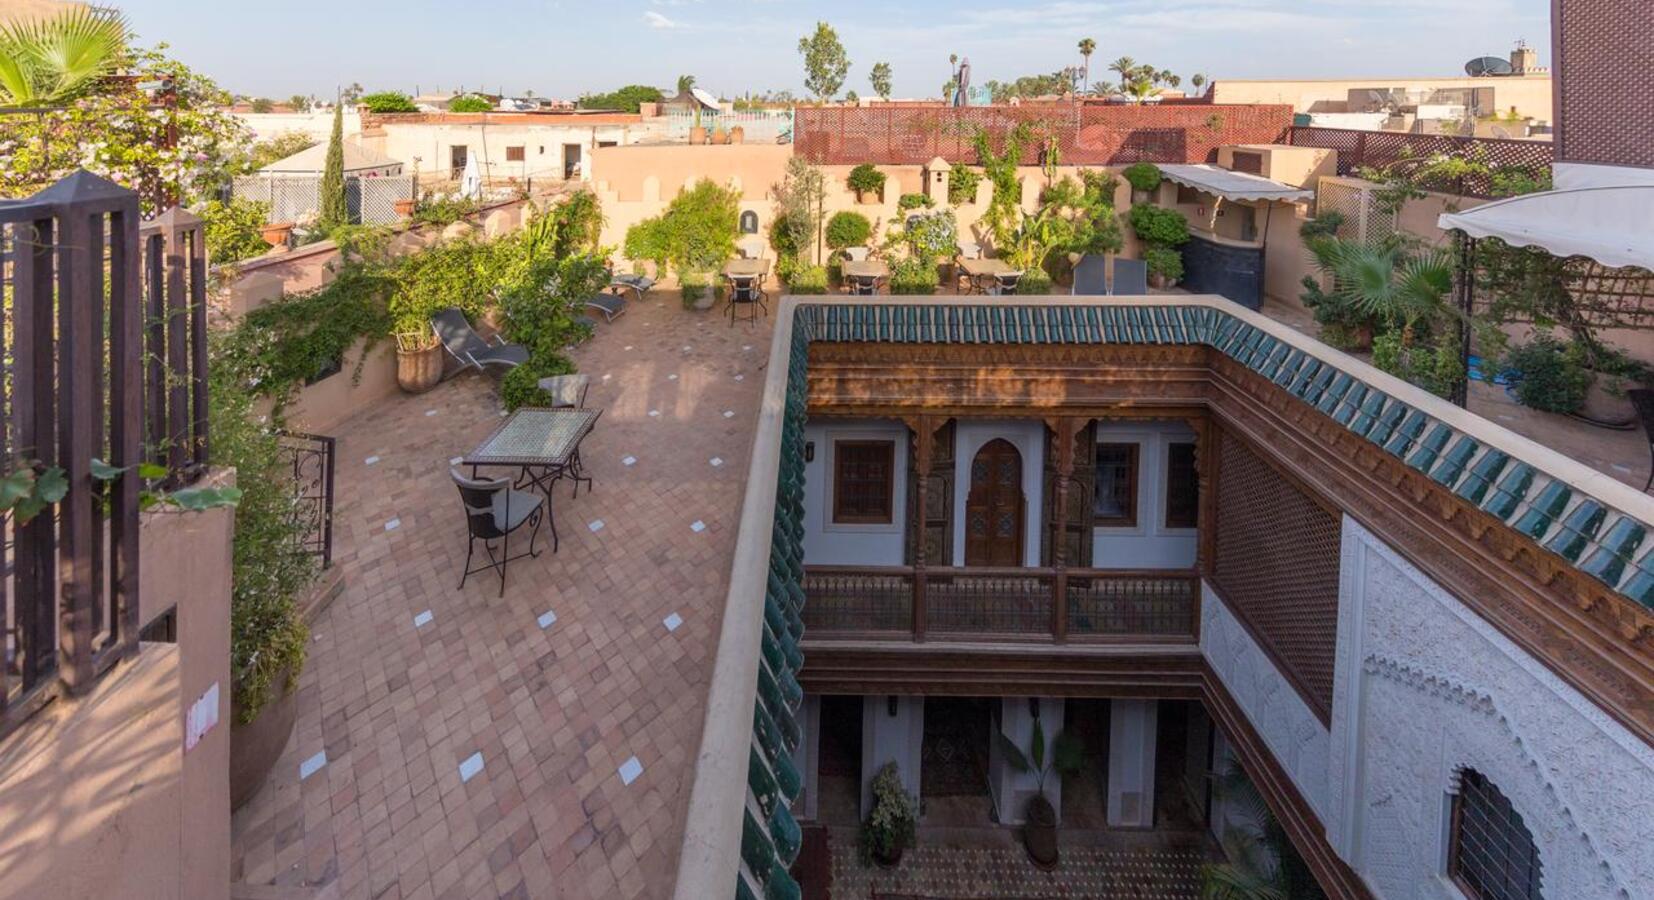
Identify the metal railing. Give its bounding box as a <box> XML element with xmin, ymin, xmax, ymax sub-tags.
<box><xmin>275</xmin><ymin>430</ymin><xmax>336</xmax><ymax>568</ymax></box>
<box><xmin>801</xmin><ymin>564</ymin><xmax>1200</xmax><ymax>643</ymax></box>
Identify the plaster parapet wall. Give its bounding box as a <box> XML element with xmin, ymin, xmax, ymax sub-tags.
<box><xmin>1330</xmin><ymin>517</ymin><xmax>1654</xmax><ymax>897</ymax></box>
<box><xmin>1200</xmin><ymin>581</ymin><xmax>1332</xmax><ymax>822</ymax></box>
<box><xmin>0</xmin><ymin>643</ymin><xmax>185</xmax><ymax>899</ymax></box>
<box><xmin>1212</xmin><ymin>76</ymin><xmax>1553</xmax><ymax>121</ymax></box>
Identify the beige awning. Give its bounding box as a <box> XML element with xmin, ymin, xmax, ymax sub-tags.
<box><xmin>1438</xmin><ymin>186</ymin><xmax>1654</xmax><ymax>271</ymax></box>
<box><xmin>1156</xmin><ymin>164</ymin><xmax>1314</xmax><ymax>204</ymax></box>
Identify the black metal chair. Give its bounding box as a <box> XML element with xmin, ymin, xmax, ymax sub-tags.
<box><xmin>1630</xmin><ymin>389</ymin><xmax>1654</xmax><ymax>491</ymax></box>
<box><xmin>452</xmin><ymin>468</ymin><xmax>545</xmax><ymax>596</ymax></box>
<box><xmin>727</xmin><ymin>274</ymin><xmax>768</xmax><ymax>326</ymax></box>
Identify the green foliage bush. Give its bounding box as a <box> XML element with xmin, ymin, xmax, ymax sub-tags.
<box><xmin>1015</xmin><ymin>267</ymin><xmax>1053</xmax><ymax>295</ymax></box>
<box><xmin>625</xmin><ymin>180</ymin><xmax>740</xmax><ymax>279</ymax></box>
<box><xmin>577</xmin><ymin>85</ymin><xmax>665</xmax><ymax>113</ymax></box>
<box><xmin>412</xmin><ymin>193</ymin><xmax>480</xmax><ymax>227</ymax></box>
<box><xmin>1143</xmin><ymin>246</ymin><xmax>1184</xmax><ymax>282</ymax></box>
<box><xmin>448</xmin><ymin>94</ymin><xmax>493</xmax><ymax>113</ymax></box>
<box><xmin>1505</xmin><ymin>337</ymin><xmax>1592</xmax><ymax>413</ymax></box>
<box><xmin>784</xmin><ymin>263</ymin><xmax>830</xmax><ymax>294</ymax></box>
<box><xmin>200</xmin><ymin>197</ymin><xmax>272</xmax><ymax>264</ymax></box>
<box><xmin>357</xmin><ymin>91</ymin><xmax>418</xmax><ymax>113</ymax></box>
<box><xmin>1373</xmin><ymin>328</ymin><xmax>1465</xmax><ymax>399</ymax></box>
<box><xmin>1298</xmin><ymin>211</ymin><xmax>1344</xmax><ymax>241</ymax></box>
<box><xmin>824</xmin><ymin>211</ymin><xmax>872</xmax><ymax>250</ymax></box>
<box><xmin>889</xmin><ymin>257</ymin><xmax>939</xmax><ymax>294</ymax></box>
<box><xmin>499</xmin><ymin>352</ymin><xmax>578</xmax><ymax>411</ymax></box>
<box><xmin>901</xmin><ymin>209</ymin><xmax>958</xmax><ymax>267</ymax></box>
<box><xmin>768</xmin><ymin>211</ymin><xmax>806</xmax><ymax>261</ymax></box>
<box><xmin>948</xmin><ymin>167</ymin><xmax>982</xmax><ymax>205</ymax></box>
<box><xmin>1122</xmin><ymin>162</ymin><xmax>1163</xmax><ymax>193</ymax></box>
<box><xmin>847</xmin><ymin>164</ymin><xmax>886</xmax><ymax>196</ymax></box>
<box><xmin>389</xmin><ymin>235</ymin><xmax>505</xmax><ymax>335</ymax></box>
<box><xmin>208</xmin><ymin>359</ymin><xmax>312</xmax><ymax>723</ymax></box>
<box><xmin>1127</xmin><ymin>204</ymin><xmax>1190</xmax><ymax>247</ymax></box>
<box><xmin>897</xmin><ymin>192</ymin><xmax>934</xmax><ymax>212</ymax></box>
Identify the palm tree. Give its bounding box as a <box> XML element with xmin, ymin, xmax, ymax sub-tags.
<box><xmin>1078</xmin><ymin>38</ymin><xmax>1096</xmax><ymax>93</ymax></box>
<box><xmin>0</xmin><ymin>6</ymin><xmax>129</xmax><ymax>106</ymax></box>
<box><xmin>1191</xmin><ymin>73</ymin><xmax>1208</xmax><ymax>97</ymax></box>
<box><xmin>1108</xmin><ymin>56</ymin><xmax>1136</xmax><ymax>90</ymax></box>
<box><xmin>1307</xmin><ymin>238</ymin><xmax>1453</xmax><ymax>328</ymax></box>
<box><xmin>676</xmin><ymin>74</ymin><xmax>696</xmax><ymax>96</ymax></box>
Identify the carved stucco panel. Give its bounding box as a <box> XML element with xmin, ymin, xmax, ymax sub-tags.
<box><xmin>1201</xmin><ymin>581</ymin><xmax>1333</xmax><ymax>823</ymax></box>
<box><xmin>1334</xmin><ymin>518</ymin><xmax>1650</xmax><ymax>899</ymax></box>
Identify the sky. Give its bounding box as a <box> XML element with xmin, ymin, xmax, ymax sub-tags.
<box><xmin>115</xmin><ymin>0</ymin><xmax>1553</xmax><ymax>101</ymax></box>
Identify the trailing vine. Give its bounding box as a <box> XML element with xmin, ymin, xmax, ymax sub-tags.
<box><xmin>973</xmin><ymin>122</ymin><xmax>1035</xmax><ymax>251</ymax></box>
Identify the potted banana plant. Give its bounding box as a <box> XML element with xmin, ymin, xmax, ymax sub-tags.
<box><xmin>996</xmin><ymin>716</ymin><xmax>1083</xmax><ymax>870</ymax></box>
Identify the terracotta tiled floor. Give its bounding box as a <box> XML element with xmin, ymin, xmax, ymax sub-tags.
<box><xmin>231</xmin><ymin>292</ymin><xmax>775</xmax><ymax>899</ymax></box>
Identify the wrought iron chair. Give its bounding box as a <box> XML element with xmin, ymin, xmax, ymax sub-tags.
<box><xmin>992</xmin><ymin>271</ymin><xmax>1023</xmax><ymax>296</ymax></box>
<box><xmin>727</xmin><ymin>274</ymin><xmax>768</xmax><ymax>326</ymax></box>
<box><xmin>452</xmin><ymin>468</ymin><xmax>545</xmax><ymax>596</ymax></box>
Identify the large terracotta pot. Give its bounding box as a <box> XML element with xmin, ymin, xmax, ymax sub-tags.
<box><xmin>260</xmin><ymin>221</ymin><xmax>295</xmax><ymax>247</ymax></box>
<box><xmin>394</xmin><ymin>197</ymin><xmax>417</xmax><ymax>218</ymax></box>
<box><xmin>397</xmin><ymin>341</ymin><xmax>444</xmax><ymax>394</ymax></box>
<box><xmin>689</xmin><ymin>126</ymin><xmax>708</xmax><ymax>145</ymax></box>
<box><xmin>872</xmin><ymin>843</ymin><xmax>904</xmax><ymax>869</ymax></box>
<box><xmin>711</xmin><ymin>129</ymin><xmax>729</xmax><ymax>145</ymax></box>
<box><xmin>230</xmin><ymin>668</ymin><xmax>296</xmax><ymax>811</ymax></box>
<box><xmin>1580</xmin><ymin>376</ymin><xmax>1637</xmax><ymax>428</ymax></box>
<box><xmin>728</xmin><ymin>126</ymin><xmax>745</xmax><ymax>144</ymax></box>
<box><xmin>1022</xmin><ymin>794</ymin><xmax>1059</xmax><ymax>870</ymax></box>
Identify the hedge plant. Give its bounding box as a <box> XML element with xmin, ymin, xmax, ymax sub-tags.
<box><xmin>448</xmin><ymin>94</ymin><xmax>494</xmax><ymax>113</ymax></box>
<box><xmin>785</xmin><ymin>263</ymin><xmax>830</xmax><ymax>294</ymax></box>
<box><xmin>1123</xmin><ymin>162</ymin><xmax>1163</xmax><ymax>193</ymax></box>
<box><xmin>1504</xmin><ymin>337</ymin><xmax>1592</xmax><ymax>413</ymax></box>
<box><xmin>825</xmin><ymin>211</ymin><xmax>873</xmax><ymax>250</ymax></box>
<box><xmin>1143</xmin><ymin>246</ymin><xmax>1184</xmax><ymax>282</ymax></box>
<box><xmin>1127</xmin><ymin>204</ymin><xmax>1190</xmax><ymax>247</ymax></box>
<box><xmin>889</xmin><ymin>257</ymin><xmax>939</xmax><ymax>294</ymax></box>
<box><xmin>948</xmin><ymin>166</ymin><xmax>982</xmax><ymax>205</ymax></box>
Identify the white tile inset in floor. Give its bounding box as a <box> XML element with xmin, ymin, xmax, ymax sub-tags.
<box><xmin>449</xmin><ymin>456</ymin><xmax>463</xmax><ymax>466</ymax></box>
<box><xmin>690</xmin><ymin>520</ymin><xmax>706</xmax><ymax>533</ymax></box>
<box><xmin>722</xmin><ymin>411</ymin><xmax>735</xmax><ymax>419</ymax></box>
<box><xmin>663</xmin><ymin>612</ymin><xmax>683</xmax><ymax>632</ymax></box>
<box><xmin>459</xmin><ymin>752</ymin><xmax>484</xmax><ymax>783</ymax></box>
<box><xmin>648</xmin><ymin>409</ymin><xmax>661</xmax><ymax>418</ymax></box>
<box><xmin>622</xmin><ymin>455</ymin><xmax>637</xmax><ymax>466</ymax></box>
<box><xmin>709</xmin><ymin>457</ymin><xmax>723</xmax><ymax>467</ymax></box>
<box><xmin>537</xmin><ymin>610</ymin><xmax>557</xmax><ymax>629</ymax></box>
<box><xmin>299</xmin><ymin>751</ymin><xmax>327</xmax><ymax>780</ymax></box>
<box><xmin>364</xmin><ymin>455</ymin><xmax>380</xmax><ymax>466</ymax></box>
<box><xmin>667</xmin><ymin>374</ymin><xmax>678</xmax><ymax>381</ymax></box>
<box><xmin>618</xmin><ymin>756</ymin><xmax>644</xmax><ymax>786</ymax></box>
<box><xmin>413</xmin><ymin>610</ymin><xmax>433</xmax><ymax>628</ymax></box>
<box><xmin>424</xmin><ymin>409</ymin><xmax>438</xmax><ymax>417</ymax></box>
<box><xmin>589</xmin><ymin>520</ymin><xmax>606</xmax><ymax>533</ymax></box>
<box><xmin>384</xmin><ymin>518</ymin><xmax>401</xmax><ymax>531</ymax></box>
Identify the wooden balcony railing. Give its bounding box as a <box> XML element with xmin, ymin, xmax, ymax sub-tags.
<box><xmin>802</xmin><ymin>565</ymin><xmax>1200</xmax><ymax>643</ymax></box>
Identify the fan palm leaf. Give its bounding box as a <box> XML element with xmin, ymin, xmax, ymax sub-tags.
<box><xmin>0</xmin><ymin>7</ymin><xmax>129</xmax><ymax>106</ymax></box>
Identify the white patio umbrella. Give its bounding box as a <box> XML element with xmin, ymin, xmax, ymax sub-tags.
<box><xmin>459</xmin><ymin>153</ymin><xmax>482</xmax><ymax>200</ymax></box>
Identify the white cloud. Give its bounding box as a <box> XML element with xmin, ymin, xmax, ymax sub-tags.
<box><xmin>644</xmin><ymin>10</ymin><xmax>680</xmax><ymax>29</ymax></box>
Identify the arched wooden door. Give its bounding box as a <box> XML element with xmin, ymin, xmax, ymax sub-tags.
<box><xmin>965</xmin><ymin>439</ymin><xmax>1024</xmax><ymax>567</ymax></box>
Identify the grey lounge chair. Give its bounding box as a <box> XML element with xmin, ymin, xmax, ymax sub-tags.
<box><xmin>432</xmin><ymin>308</ymin><xmax>529</xmax><ymax>372</ymax></box>
<box><xmin>586</xmin><ymin>293</ymin><xmax>627</xmax><ymax>322</ymax></box>
<box><xmin>1072</xmin><ymin>254</ymin><xmax>1108</xmax><ymax>296</ymax></box>
<box><xmin>1111</xmin><ymin>258</ymin><xmax>1148</xmax><ymax>296</ymax></box>
<box><xmin>608</xmin><ymin>273</ymin><xmax>656</xmax><ymax>300</ymax></box>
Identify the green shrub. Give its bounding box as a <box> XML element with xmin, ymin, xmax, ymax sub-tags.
<box><xmin>209</xmin><ymin>360</ymin><xmax>312</xmax><ymax>723</ymax></box>
<box><xmin>499</xmin><ymin>351</ymin><xmax>578</xmax><ymax>411</ymax></box>
<box><xmin>769</xmin><ymin>210</ymin><xmax>807</xmax><ymax>260</ymax></box>
<box><xmin>200</xmin><ymin>197</ymin><xmax>272</xmax><ymax>264</ymax></box>
<box><xmin>825</xmin><ymin>211</ymin><xmax>873</xmax><ymax>250</ymax></box>
<box><xmin>1505</xmin><ymin>337</ymin><xmax>1592</xmax><ymax>413</ymax></box>
<box><xmin>448</xmin><ymin>94</ymin><xmax>493</xmax><ymax>113</ymax></box>
<box><xmin>1015</xmin><ymin>267</ymin><xmax>1053</xmax><ymax>295</ymax></box>
<box><xmin>357</xmin><ymin>91</ymin><xmax>418</xmax><ymax>113</ymax></box>
<box><xmin>1122</xmin><ymin>162</ymin><xmax>1162</xmax><ymax>193</ymax></box>
<box><xmin>1298</xmin><ymin>211</ymin><xmax>1345</xmax><ymax>241</ymax></box>
<box><xmin>948</xmin><ymin>166</ymin><xmax>982</xmax><ymax>205</ymax></box>
<box><xmin>1373</xmin><ymin>328</ymin><xmax>1463</xmax><ymax>399</ymax></box>
<box><xmin>576</xmin><ymin>84</ymin><xmax>664</xmax><ymax>113</ymax></box>
<box><xmin>1127</xmin><ymin>204</ymin><xmax>1190</xmax><ymax>247</ymax></box>
<box><xmin>1143</xmin><ymin>246</ymin><xmax>1184</xmax><ymax>282</ymax></box>
<box><xmin>889</xmin><ymin>257</ymin><xmax>939</xmax><ymax>294</ymax></box>
<box><xmin>499</xmin><ymin>251</ymin><xmax>607</xmax><ymax>356</ymax></box>
<box><xmin>785</xmin><ymin>264</ymin><xmax>830</xmax><ymax>294</ymax></box>
<box><xmin>624</xmin><ymin>217</ymin><xmax>671</xmax><ymax>275</ymax></box>
<box><xmin>897</xmin><ymin>192</ymin><xmax>933</xmax><ymax>212</ymax></box>
<box><xmin>412</xmin><ymin>193</ymin><xmax>480</xmax><ymax>227</ymax></box>
<box><xmin>389</xmin><ymin>235</ymin><xmax>506</xmax><ymax>334</ymax></box>
<box><xmin>847</xmin><ymin>163</ymin><xmax>886</xmax><ymax>196</ymax></box>
<box><xmin>663</xmin><ymin>180</ymin><xmax>741</xmax><ymax>273</ymax></box>
<box><xmin>902</xmin><ymin>209</ymin><xmax>957</xmax><ymax>267</ymax></box>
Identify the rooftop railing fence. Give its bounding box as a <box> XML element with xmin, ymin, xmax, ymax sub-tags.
<box><xmin>1</xmin><ymin>171</ymin><xmax>210</xmax><ymax>739</ymax></box>
<box><xmin>1284</xmin><ymin>126</ymin><xmax>1555</xmax><ymax>198</ymax></box>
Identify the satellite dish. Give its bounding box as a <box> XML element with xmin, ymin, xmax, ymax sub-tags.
<box><xmin>1491</xmin><ymin>124</ymin><xmax>1513</xmax><ymax>139</ymax></box>
<box><xmin>1465</xmin><ymin>56</ymin><xmax>1514</xmax><ymax>77</ymax></box>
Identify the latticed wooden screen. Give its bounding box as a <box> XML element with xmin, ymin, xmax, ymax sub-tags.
<box><xmin>1285</xmin><ymin>127</ymin><xmax>1553</xmax><ymax>198</ymax></box>
<box><xmin>794</xmin><ymin>103</ymin><xmax>1293</xmax><ymax>166</ymax></box>
<box><xmin>1556</xmin><ymin>0</ymin><xmax>1654</xmax><ymax>169</ymax></box>
<box><xmin>1211</xmin><ymin>432</ymin><xmax>1341</xmax><ymax>723</ymax></box>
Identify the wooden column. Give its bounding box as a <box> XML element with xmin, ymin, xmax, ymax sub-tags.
<box><xmin>1046</xmin><ymin>416</ymin><xmax>1080</xmax><ymax>643</ymax></box>
<box><xmin>1193</xmin><ymin>416</ymin><xmax>1219</xmax><ymax>581</ymax></box>
<box><xmin>905</xmin><ymin>416</ymin><xmax>945</xmax><ymax>642</ymax></box>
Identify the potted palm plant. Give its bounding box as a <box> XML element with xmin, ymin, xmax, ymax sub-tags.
<box><xmin>859</xmin><ymin>762</ymin><xmax>917</xmax><ymax>868</ymax></box>
<box><xmin>996</xmin><ymin>716</ymin><xmax>1083</xmax><ymax>870</ymax></box>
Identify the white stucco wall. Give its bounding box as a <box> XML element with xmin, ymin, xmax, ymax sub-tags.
<box><xmin>952</xmin><ymin>421</ymin><xmax>1045</xmax><ymax>567</ymax></box>
<box><xmin>1201</xmin><ymin>582</ymin><xmax>1333</xmax><ymax>822</ymax></box>
<box><xmin>801</xmin><ymin>420</ymin><xmax>909</xmax><ymax>566</ymax></box>
<box><xmin>862</xmin><ymin>695</ymin><xmax>924</xmax><ymax>819</ymax></box>
<box><xmin>367</xmin><ymin>121</ymin><xmax>639</xmax><ymax>184</ymax></box>
<box><xmin>1091</xmin><ymin>421</ymin><xmax>1199</xmax><ymax>569</ymax></box>
<box><xmin>989</xmin><ymin>697</ymin><xmax>1066</xmax><ymax>825</ymax></box>
<box><xmin>1328</xmin><ymin>518</ymin><xmax>1654</xmax><ymax>899</ymax></box>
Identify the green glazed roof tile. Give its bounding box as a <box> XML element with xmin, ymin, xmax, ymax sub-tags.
<box><xmin>1428</xmin><ymin>435</ymin><xmax>1479</xmax><ymax>487</ymax></box>
<box><xmin>1406</xmin><ymin>423</ymin><xmax>1454</xmax><ymax>473</ymax></box>
<box><xmin>1481</xmin><ymin>461</ymin><xmax>1535</xmax><ymax>521</ymax></box>
<box><xmin>1545</xmin><ymin>499</ymin><xmax>1606</xmax><ymax>563</ymax></box>
<box><xmin>1514</xmin><ymin>480</ymin><xmax>1571</xmax><ymax>539</ymax></box>
<box><xmin>1454</xmin><ymin>448</ymin><xmax>1509</xmax><ymax>506</ymax></box>
<box><xmin>1581</xmin><ymin>516</ymin><xmax>1645</xmax><ymax>585</ymax></box>
<box><xmin>764</xmin><ymin>863</ymin><xmax>802</xmax><ymax>900</ymax></box>
<box><xmin>741</xmin><ymin>808</ymin><xmax>777</xmax><ymax>885</ymax></box>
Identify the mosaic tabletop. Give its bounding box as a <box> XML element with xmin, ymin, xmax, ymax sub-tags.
<box><xmin>464</xmin><ymin>407</ymin><xmax>601</xmax><ymax>467</ymax></box>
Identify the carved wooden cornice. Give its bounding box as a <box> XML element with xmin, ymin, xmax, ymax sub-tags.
<box><xmin>802</xmin><ymin>340</ymin><xmax>1654</xmax><ymax>745</ymax></box>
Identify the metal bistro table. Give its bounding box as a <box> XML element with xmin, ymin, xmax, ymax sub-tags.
<box><xmin>957</xmin><ymin>256</ymin><xmax>1019</xmax><ymax>294</ymax></box>
<box><xmin>463</xmin><ymin>407</ymin><xmax>602</xmax><ymax>552</ymax></box>
<box><xmin>722</xmin><ymin>257</ymin><xmax>772</xmax><ymax>280</ymax></box>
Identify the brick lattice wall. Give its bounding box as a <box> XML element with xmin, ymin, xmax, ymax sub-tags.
<box><xmin>1555</xmin><ymin>0</ymin><xmax>1654</xmax><ymax>168</ymax></box>
<box><xmin>794</xmin><ymin>104</ymin><xmax>1293</xmax><ymax>166</ymax></box>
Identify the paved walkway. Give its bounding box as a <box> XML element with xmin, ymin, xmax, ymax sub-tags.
<box><xmin>231</xmin><ymin>293</ymin><xmax>775</xmax><ymax>899</ymax></box>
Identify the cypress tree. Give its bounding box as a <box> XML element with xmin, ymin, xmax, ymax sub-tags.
<box><xmin>318</xmin><ymin>103</ymin><xmax>348</xmax><ymax>229</ymax></box>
